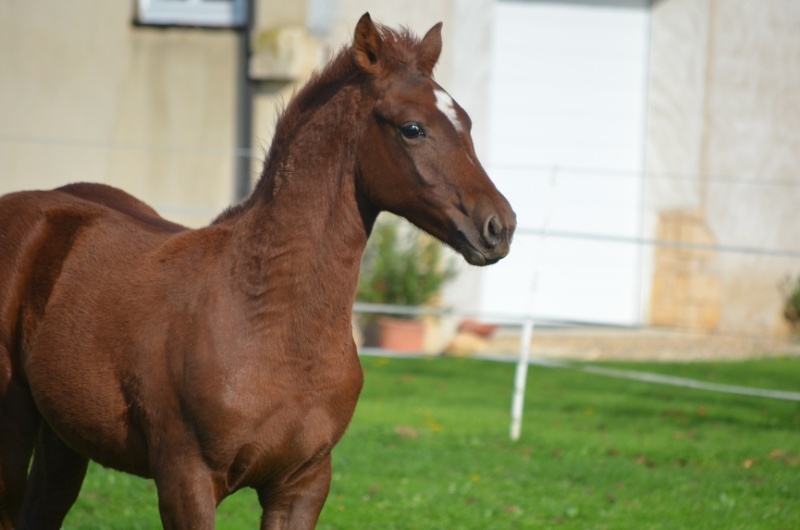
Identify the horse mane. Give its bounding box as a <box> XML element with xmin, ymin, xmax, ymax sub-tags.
<box><xmin>213</xmin><ymin>23</ymin><xmax>428</xmax><ymax>224</ymax></box>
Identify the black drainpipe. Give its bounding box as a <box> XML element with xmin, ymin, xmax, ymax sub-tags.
<box><xmin>233</xmin><ymin>0</ymin><xmax>255</xmax><ymax>202</ymax></box>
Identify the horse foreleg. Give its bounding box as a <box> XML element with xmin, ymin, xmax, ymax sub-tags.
<box><xmin>154</xmin><ymin>456</ymin><xmax>218</xmax><ymax>530</ymax></box>
<box><xmin>0</xmin><ymin>376</ymin><xmax>40</xmax><ymax>529</ymax></box>
<box><xmin>15</xmin><ymin>423</ymin><xmax>88</xmax><ymax>530</ymax></box>
<box><xmin>257</xmin><ymin>455</ymin><xmax>332</xmax><ymax>530</ymax></box>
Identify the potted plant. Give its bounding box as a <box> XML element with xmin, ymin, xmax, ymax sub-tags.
<box><xmin>357</xmin><ymin>214</ymin><xmax>457</xmax><ymax>352</ymax></box>
<box><xmin>781</xmin><ymin>274</ymin><xmax>800</xmax><ymax>336</ymax></box>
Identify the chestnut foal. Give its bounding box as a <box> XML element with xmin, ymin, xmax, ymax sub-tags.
<box><xmin>0</xmin><ymin>14</ymin><xmax>515</xmax><ymax>529</ymax></box>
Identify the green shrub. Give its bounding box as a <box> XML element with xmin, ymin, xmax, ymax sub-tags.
<box><xmin>782</xmin><ymin>274</ymin><xmax>800</xmax><ymax>333</ymax></box>
<box><xmin>357</xmin><ymin>214</ymin><xmax>457</xmax><ymax>316</ymax></box>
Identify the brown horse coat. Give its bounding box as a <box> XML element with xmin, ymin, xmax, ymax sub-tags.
<box><xmin>0</xmin><ymin>14</ymin><xmax>515</xmax><ymax>529</ymax></box>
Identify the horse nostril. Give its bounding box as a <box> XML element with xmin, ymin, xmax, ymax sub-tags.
<box><xmin>482</xmin><ymin>215</ymin><xmax>503</xmax><ymax>248</ymax></box>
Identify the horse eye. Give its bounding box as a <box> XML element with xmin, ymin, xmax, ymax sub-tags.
<box><xmin>400</xmin><ymin>123</ymin><xmax>424</xmax><ymax>139</ymax></box>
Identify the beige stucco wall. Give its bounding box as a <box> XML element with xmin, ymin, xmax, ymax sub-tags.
<box><xmin>645</xmin><ymin>0</ymin><xmax>800</xmax><ymax>336</ymax></box>
<box><xmin>0</xmin><ymin>1</ymin><xmax>240</xmax><ymax>227</ymax></box>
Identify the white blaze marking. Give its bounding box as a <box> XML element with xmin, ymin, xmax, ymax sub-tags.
<box><xmin>434</xmin><ymin>89</ymin><xmax>463</xmax><ymax>132</ymax></box>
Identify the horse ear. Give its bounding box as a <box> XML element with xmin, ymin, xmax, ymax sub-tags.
<box><xmin>418</xmin><ymin>22</ymin><xmax>443</xmax><ymax>75</ymax></box>
<box><xmin>353</xmin><ymin>13</ymin><xmax>382</xmax><ymax>75</ymax></box>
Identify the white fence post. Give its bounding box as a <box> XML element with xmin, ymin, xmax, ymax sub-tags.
<box><xmin>509</xmin><ymin>317</ymin><xmax>535</xmax><ymax>441</ymax></box>
<box><xmin>508</xmin><ymin>165</ymin><xmax>558</xmax><ymax>441</ymax></box>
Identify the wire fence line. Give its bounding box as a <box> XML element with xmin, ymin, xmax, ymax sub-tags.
<box><xmin>353</xmin><ymin>302</ymin><xmax>799</xmax><ymax>350</ymax></box>
<box><xmin>493</xmin><ymin>162</ymin><xmax>800</xmax><ymax>188</ymax></box>
<box><xmin>5</xmin><ymin>133</ymin><xmax>799</xmax><ymax>259</ymax></box>
<box><xmin>353</xmin><ymin>302</ymin><xmax>800</xmax><ymax>406</ymax></box>
<box><xmin>513</xmin><ymin>227</ymin><xmax>800</xmax><ymax>259</ymax></box>
<box><xmin>3</xmin><ymin>133</ymin><xmax>800</xmax><ymax>189</ymax></box>
<box><xmin>0</xmin><ymin>134</ymin><xmax>260</xmax><ymax>159</ymax></box>
<box><xmin>478</xmin><ymin>355</ymin><xmax>800</xmax><ymax>402</ymax></box>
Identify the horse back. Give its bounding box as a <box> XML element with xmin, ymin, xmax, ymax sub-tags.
<box><xmin>57</xmin><ymin>182</ymin><xmax>186</xmax><ymax>234</ymax></box>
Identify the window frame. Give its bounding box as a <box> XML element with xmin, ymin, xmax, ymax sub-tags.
<box><xmin>136</xmin><ymin>0</ymin><xmax>248</xmax><ymax>28</ymax></box>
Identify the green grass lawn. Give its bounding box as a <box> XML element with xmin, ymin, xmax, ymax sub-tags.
<box><xmin>64</xmin><ymin>356</ymin><xmax>800</xmax><ymax>529</ymax></box>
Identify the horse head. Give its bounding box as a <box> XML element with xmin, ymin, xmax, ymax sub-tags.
<box><xmin>353</xmin><ymin>13</ymin><xmax>516</xmax><ymax>266</ymax></box>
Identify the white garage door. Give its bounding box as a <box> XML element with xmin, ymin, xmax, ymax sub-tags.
<box><xmin>481</xmin><ymin>0</ymin><xmax>650</xmax><ymax>325</ymax></box>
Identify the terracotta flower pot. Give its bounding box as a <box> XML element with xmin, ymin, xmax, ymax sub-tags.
<box><xmin>378</xmin><ymin>317</ymin><xmax>426</xmax><ymax>353</ymax></box>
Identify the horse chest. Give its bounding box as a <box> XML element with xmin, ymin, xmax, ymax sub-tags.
<box><xmin>183</xmin><ymin>349</ymin><xmax>363</xmax><ymax>488</ymax></box>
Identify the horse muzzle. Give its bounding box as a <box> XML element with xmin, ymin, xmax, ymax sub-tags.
<box><xmin>455</xmin><ymin>210</ymin><xmax>516</xmax><ymax>266</ymax></box>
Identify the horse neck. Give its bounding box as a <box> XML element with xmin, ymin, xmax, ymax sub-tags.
<box><xmin>229</xmin><ymin>86</ymin><xmax>374</xmax><ymax>336</ymax></box>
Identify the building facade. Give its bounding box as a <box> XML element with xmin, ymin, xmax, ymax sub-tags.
<box><xmin>2</xmin><ymin>0</ymin><xmax>798</xmax><ymax>338</ymax></box>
